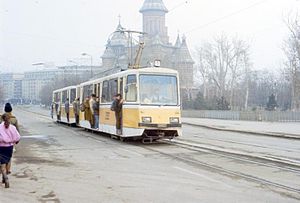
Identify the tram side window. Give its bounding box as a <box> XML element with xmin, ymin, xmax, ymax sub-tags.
<box><xmin>70</xmin><ymin>89</ymin><xmax>76</xmax><ymax>103</ymax></box>
<box><xmin>109</xmin><ymin>79</ymin><xmax>118</xmax><ymax>101</ymax></box>
<box><xmin>102</xmin><ymin>81</ymin><xmax>109</xmax><ymax>103</ymax></box>
<box><xmin>119</xmin><ymin>78</ymin><xmax>123</xmax><ymax>96</ymax></box>
<box><xmin>94</xmin><ymin>84</ymin><xmax>98</xmax><ymax>96</ymax></box>
<box><xmin>54</xmin><ymin>93</ymin><xmax>59</xmax><ymax>102</ymax></box>
<box><xmin>62</xmin><ymin>90</ymin><xmax>68</xmax><ymax>102</ymax></box>
<box><xmin>126</xmin><ymin>75</ymin><xmax>137</xmax><ymax>102</ymax></box>
<box><xmin>83</xmin><ymin>85</ymin><xmax>93</xmax><ymax>102</ymax></box>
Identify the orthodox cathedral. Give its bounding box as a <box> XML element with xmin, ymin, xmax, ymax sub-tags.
<box><xmin>101</xmin><ymin>0</ymin><xmax>194</xmax><ymax>89</ymax></box>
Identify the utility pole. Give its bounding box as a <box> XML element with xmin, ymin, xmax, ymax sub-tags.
<box><xmin>114</xmin><ymin>29</ymin><xmax>146</xmax><ymax>69</ymax></box>
<box><xmin>82</xmin><ymin>53</ymin><xmax>93</xmax><ymax>78</ymax></box>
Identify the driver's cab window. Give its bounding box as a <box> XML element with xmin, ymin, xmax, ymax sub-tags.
<box><xmin>125</xmin><ymin>74</ymin><xmax>137</xmax><ymax>102</ymax></box>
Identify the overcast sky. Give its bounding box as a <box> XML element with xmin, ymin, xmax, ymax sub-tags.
<box><xmin>1</xmin><ymin>0</ymin><xmax>300</xmax><ymax>72</ymax></box>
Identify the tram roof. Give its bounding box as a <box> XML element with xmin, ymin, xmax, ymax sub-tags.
<box><xmin>53</xmin><ymin>85</ymin><xmax>77</xmax><ymax>93</ymax></box>
<box><xmin>79</xmin><ymin>67</ymin><xmax>178</xmax><ymax>87</ymax></box>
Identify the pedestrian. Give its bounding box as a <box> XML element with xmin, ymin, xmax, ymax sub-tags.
<box><xmin>55</xmin><ymin>99</ymin><xmax>61</xmax><ymax>121</ymax></box>
<box><xmin>50</xmin><ymin>102</ymin><xmax>54</xmax><ymax>119</ymax></box>
<box><xmin>1</xmin><ymin>103</ymin><xmax>19</xmax><ymax>132</ymax></box>
<box><xmin>89</xmin><ymin>94</ymin><xmax>96</xmax><ymax>128</ymax></box>
<box><xmin>83</xmin><ymin>97</ymin><xmax>92</xmax><ymax>128</ymax></box>
<box><xmin>0</xmin><ymin>113</ymin><xmax>21</xmax><ymax>188</ymax></box>
<box><xmin>64</xmin><ymin>98</ymin><xmax>70</xmax><ymax>123</ymax></box>
<box><xmin>92</xmin><ymin>97</ymin><xmax>100</xmax><ymax>129</ymax></box>
<box><xmin>72</xmin><ymin>98</ymin><xmax>80</xmax><ymax>125</ymax></box>
<box><xmin>111</xmin><ymin>94</ymin><xmax>124</xmax><ymax>135</ymax></box>
<box><xmin>0</xmin><ymin>103</ymin><xmax>19</xmax><ymax>175</ymax></box>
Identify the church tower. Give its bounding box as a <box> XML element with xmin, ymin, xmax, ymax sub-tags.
<box><xmin>140</xmin><ymin>0</ymin><xmax>169</xmax><ymax>44</ymax></box>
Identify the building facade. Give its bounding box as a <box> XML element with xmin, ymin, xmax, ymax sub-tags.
<box><xmin>22</xmin><ymin>69</ymin><xmax>62</xmax><ymax>103</ymax></box>
<box><xmin>101</xmin><ymin>0</ymin><xmax>194</xmax><ymax>89</ymax></box>
<box><xmin>0</xmin><ymin>73</ymin><xmax>24</xmax><ymax>103</ymax></box>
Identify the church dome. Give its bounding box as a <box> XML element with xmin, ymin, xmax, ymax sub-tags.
<box><xmin>102</xmin><ymin>46</ymin><xmax>115</xmax><ymax>59</ymax></box>
<box><xmin>110</xmin><ymin>23</ymin><xmax>128</xmax><ymax>47</ymax></box>
<box><xmin>102</xmin><ymin>40</ymin><xmax>116</xmax><ymax>59</ymax></box>
<box><xmin>139</xmin><ymin>0</ymin><xmax>168</xmax><ymax>13</ymax></box>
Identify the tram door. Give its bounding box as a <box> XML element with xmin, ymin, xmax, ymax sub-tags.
<box><xmin>119</xmin><ymin>77</ymin><xmax>124</xmax><ymax>130</ymax></box>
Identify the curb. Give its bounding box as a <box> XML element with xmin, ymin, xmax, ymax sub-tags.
<box><xmin>182</xmin><ymin>122</ymin><xmax>300</xmax><ymax>140</ymax></box>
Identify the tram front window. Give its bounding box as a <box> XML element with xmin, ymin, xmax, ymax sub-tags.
<box><xmin>139</xmin><ymin>75</ymin><xmax>178</xmax><ymax>105</ymax></box>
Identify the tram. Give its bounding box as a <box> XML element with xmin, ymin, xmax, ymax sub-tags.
<box><xmin>52</xmin><ymin>67</ymin><xmax>181</xmax><ymax>142</ymax></box>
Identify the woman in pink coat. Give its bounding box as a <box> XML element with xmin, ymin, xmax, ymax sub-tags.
<box><xmin>0</xmin><ymin>113</ymin><xmax>21</xmax><ymax>188</ymax></box>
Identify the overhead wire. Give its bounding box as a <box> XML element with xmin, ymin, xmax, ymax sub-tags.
<box><xmin>186</xmin><ymin>0</ymin><xmax>269</xmax><ymax>34</ymax></box>
<box><xmin>168</xmin><ymin>0</ymin><xmax>189</xmax><ymax>13</ymax></box>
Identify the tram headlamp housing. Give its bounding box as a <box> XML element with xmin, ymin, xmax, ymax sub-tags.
<box><xmin>142</xmin><ymin>117</ymin><xmax>152</xmax><ymax>123</ymax></box>
<box><xmin>170</xmin><ymin>117</ymin><xmax>179</xmax><ymax>123</ymax></box>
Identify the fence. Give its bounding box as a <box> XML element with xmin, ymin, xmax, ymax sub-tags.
<box><xmin>182</xmin><ymin>110</ymin><xmax>300</xmax><ymax>122</ymax></box>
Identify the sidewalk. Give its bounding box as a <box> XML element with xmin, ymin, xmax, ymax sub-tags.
<box><xmin>182</xmin><ymin>117</ymin><xmax>300</xmax><ymax>139</ymax></box>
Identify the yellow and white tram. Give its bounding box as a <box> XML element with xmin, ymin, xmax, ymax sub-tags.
<box><xmin>52</xmin><ymin>86</ymin><xmax>77</xmax><ymax>125</ymax></box>
<box><xmin>53</xmin><ymin>67</ymin><xmax>182</xmax><ymax>142</ymax></box>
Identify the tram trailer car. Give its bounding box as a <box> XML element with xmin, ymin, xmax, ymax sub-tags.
<box><xmin>53</xmin><ymin>67</ymin><xmax>182</xmax><ymax>142</ymax></box>
<box><xmin>52</xmin><ymin>86</ymin><xmax>77</xmax><ymax>125</ymax></box>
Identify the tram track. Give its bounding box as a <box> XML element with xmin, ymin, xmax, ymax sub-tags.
<box><xmin>140</xmin><ymin>144</ymin><xmax>300</xmax><ymax>199</ymax></box>
<box><xmin>186</xmin><ymin>133</ymin><xmax>300</xmax><ymax>153</ymax></box>
<box><xmin>76</xmin><ymin>130</ymin><xmax>300</xmax><ymax>198</ymax></box>
<box><xmin>163</xmin><ymin>139</ymin><xmax>300</xmax><ymax>172</ymax></box>
<box><xmin>148</xmin><ymin>139</ymin><xmax>300</xmax><ymax>198</ymax></box>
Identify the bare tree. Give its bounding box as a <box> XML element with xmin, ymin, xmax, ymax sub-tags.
<box><xmin>0</xmin><ymin>85</ymin><xmax>3</xmax><ymax>103</ymax></box>
<box><xmin>195</xmin><ymin>34</ymin><xmax>251</xmax><ymax>109</ymax></box>
<box><xmin>228</xmin><ymin>38</ymin><xmax>250</xmax><ymax>109</ymax></box>
<box><xmin>39</xmin><ymin>73</ymin><xmax>85</xmax><ymax>106</ymax></box>
<box><xmin>283</xmin><ymin>13</ymin><xmax>300</xmax><ymax>110</ymax></box>
<box><xmin>195</xmin><ymin>46</ymin><xmax>210</xmax><ymax>98</ymax></box>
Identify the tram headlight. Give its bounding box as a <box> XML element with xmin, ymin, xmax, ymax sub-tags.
<box><xmin>142</xmin><ymin>117</ymin><xmax>152</xmax><ymax>123</ymax></box>
<box><xmin>170</xmin><ymin>117</ymin><xmax>179</xmax><ymax>123</ymax></box>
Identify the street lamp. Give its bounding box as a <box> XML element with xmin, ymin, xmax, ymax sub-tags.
<box><xmin>68</xmin><ymin>60</ymin><xmax>79</xmax><ymax>81</ymax></box>
<box><xmin>81</xmin><ymin>53</ymin><xmax>93</xmax><ymax>78</ymax></box>
<box><xmin>32</xmin><ymin>62</ymin><xmax>45</xmax><ymax>66</ymax></box>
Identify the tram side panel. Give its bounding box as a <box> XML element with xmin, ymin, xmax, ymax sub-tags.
<box><xmin>99</xmin><ymin>105</ymin><xmax>117</xmax><ymax>134</ymax></box>
<box><xmin>97</xmin><ymin>105</ymin><xmax>182</xmax><ymax>138</ymax></box>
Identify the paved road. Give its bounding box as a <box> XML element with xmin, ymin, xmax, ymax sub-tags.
<box><xmin>0</xmin><ymin>107</ymin><xmax>299</xmax><ymax>202</ymax></box>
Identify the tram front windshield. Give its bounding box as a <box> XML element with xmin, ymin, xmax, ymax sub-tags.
<box><xmin>139</xmin><ymin>74</ymin><xmax>178</xmax><ymax>106</ymax></box>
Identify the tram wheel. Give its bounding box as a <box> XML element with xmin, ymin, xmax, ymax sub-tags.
<box><xmin>110</xmin><ymin>134</ymin><xmax>118</xmax><ymax>140</ymax></box>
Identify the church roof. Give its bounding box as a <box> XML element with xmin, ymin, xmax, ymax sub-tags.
<box><xmin>174</xmin><ymin>34</ymin><xmax>181</xmax><ymax>48</ymax></box>
<box><xmin>173</xmin><ymin>35</ymin><xmax>194</xmax><ymax>63</ymax></box>
<box><xmin>139</xmin><ymin>0</ymin><xmax>168</xmax><ymax>13</ymax></box>
<box><xmin>152</xmin><ymin>34</ymin><xmax>163</xmax><ymax>45</ymax></box>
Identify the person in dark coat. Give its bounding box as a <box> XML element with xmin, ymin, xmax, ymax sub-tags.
<box><xmin>111</xmin><ymin>94</ymin><xmax>124</xmax><ymax>135</ymax></box>
<box><xmin>72</xmin><ymin>98</ymin><xmax>80</xmax><ymax>125</ymax></box>
<box><xmin>92</xmin><ymin>97</ymin><xmax>100</xmax><ymax>129</ymax></box>
<box><xmin>64</xmin><ymin>98</ymin><xmax>70</xmax><ymax>122</ymax></box>
<box><xmin>83</xmin><ymin>97</ymin><xmax>93</xmax><ymax>128</ymax></box>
